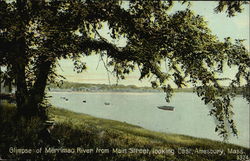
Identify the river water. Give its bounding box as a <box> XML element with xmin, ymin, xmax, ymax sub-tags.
<box><xmin>48</xmin><ymin>92</ymin><xmax>249</xmax><ymax>148</ymax></box>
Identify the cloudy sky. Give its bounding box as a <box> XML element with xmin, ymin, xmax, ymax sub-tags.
<box><xmin>56</xmin><ymin>1</ymin><xmax>249</xmax><ymax>87</ymax></box>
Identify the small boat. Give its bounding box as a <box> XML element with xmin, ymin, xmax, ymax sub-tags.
<box><xmin>104</xmin><ymin>102</ymin><xmax>110</xmax><ymax>105</ymax></box>
<box><xmin>60</xmin><ymin>97</ymin><xmax>68</xmax><ymax>101</ymax></box>
<box><xmin>83</xmin><ymin>100</ymin><xmax>86</xmax><ymax>103</ymax></box>
<box><xmin>157</xmin><ymin>106</ymin><xmax>174</xmax><ymax>111</ymax></box>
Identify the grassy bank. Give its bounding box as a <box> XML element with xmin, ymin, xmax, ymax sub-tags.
<box><xmin>0</xmin><ymin>103</ymin><xmax>249</xmax><ymax>161</ymax></box>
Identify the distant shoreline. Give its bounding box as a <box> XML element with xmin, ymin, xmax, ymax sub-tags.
<box><xmin>48</xmin><ymin>81</ymin><xmax>246</xmax><ymax>95</ymax></box>
<box><xmin>48</xmin><ymin>90</ymin><xmax>162</xmax><ymax>95</ymax></box>
<box><xmin>48</xmin><ymin>81</ymin><xmax>194</xmax><ymax>93</ymax></box>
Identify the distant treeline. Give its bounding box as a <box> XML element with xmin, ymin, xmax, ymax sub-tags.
<box><xmin>234</xmin><ymin>86</ymin><xmax>249</xmax><ymax>95</ymax></box>
<box><xmin>48</xmin><ymin>81</ymin><xmax>195</xmax><ymax>93</ymax></box>
<box><xmin>48</xmin><ymin>81</ymin><xmax>162</xmax><ymax>92</ymax></box>
<box><xmin>48</xmin><ymin>81</ymin><xmax>248</xmax><ymax>95</ymax></box>
<box><xmin>173</xmin><ymin>88</ymin><xmax>194</xmax><ymax>93</ymax></box>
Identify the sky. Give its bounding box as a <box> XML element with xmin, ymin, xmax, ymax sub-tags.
<box><xmin>56</xmin><ymin>1</ymin><xmax>249</xmax><ymax>87</ymax></box>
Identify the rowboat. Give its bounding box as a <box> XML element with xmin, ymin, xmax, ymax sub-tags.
<box><xmin>104</xmin><ymin>102</ymin><xmax>110</xmax><ymax>105</ymax></box>
<box><xmin>157</xmin><ymin>106</ymin><xmax>174</xmax><ymax>111</ymax></box>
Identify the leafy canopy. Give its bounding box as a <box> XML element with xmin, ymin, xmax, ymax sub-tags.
<box><xmin>0</xmin><ymin>0</ymin><xmax>249</xmax><ymax>139</ymax></box>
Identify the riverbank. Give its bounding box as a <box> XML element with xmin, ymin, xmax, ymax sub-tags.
<box><xmin>0</xmin><ymin>103</ymin><xmax>249</xmax><ymax>161</ymax></box>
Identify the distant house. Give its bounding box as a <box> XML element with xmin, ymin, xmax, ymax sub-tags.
<box><xmin>0</xmin><ymin>80</ymin><xmax>16</xmax><ymax>103</ymax></box>
<box><xmin>0</xmin><ymin>82</ymin><xmax>15</xmax><ymax>94</ymax></box>
<box><xmin>0</xmin><ymin>67</ymin><xmax>16</xmax><ymax>103</ymax></box>
<box><xmin>0</xmin><ymin>67</ymin><xmax>15</xmax><ymax>94</ymax></box>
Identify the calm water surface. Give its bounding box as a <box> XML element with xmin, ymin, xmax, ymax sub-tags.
<box><xmin>48</xmin><ymin>92</ymin><xmax>249</xmax><ymax>148</ymax></box>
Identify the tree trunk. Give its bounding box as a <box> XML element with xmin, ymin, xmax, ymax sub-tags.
<box><xmin>27</xmin><ymin>55</ymin><xmax>53</xmax><ymax>119</ymax></box>
<box><xmin>14</xmin><ymin>54</ymin><xmax>52</xmax><ymax>119</ymax></box>
<box><xmin>13</xmin><ymin>38</ymin><xmax>29</xmax><ymax>117</ymax></box>
<box><xmin>11</xmin><ymin>0</ymin><xmax>52</xmax><ymax>119</ymax></box>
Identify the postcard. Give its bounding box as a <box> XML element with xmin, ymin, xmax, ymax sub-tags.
<box><xmin>0</xmin><ymin>1</ymin><xmax>249</xmax><ymax>161</ymax></box>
